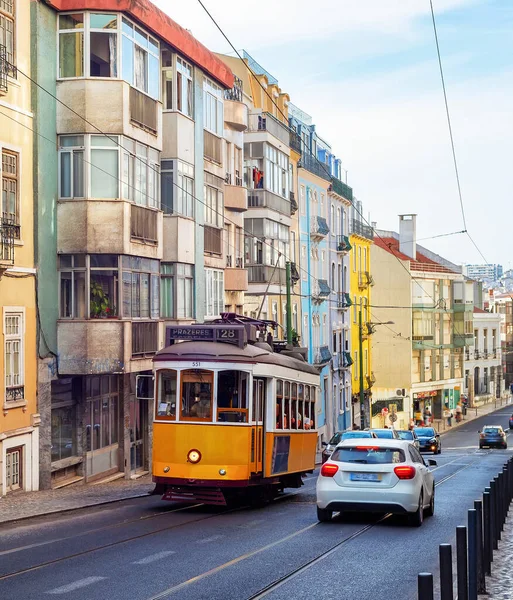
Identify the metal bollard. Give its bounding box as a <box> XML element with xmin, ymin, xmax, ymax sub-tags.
<box><xmin>456</xmin><ymin>526</ymin><xmax>468</xmax><ymax>600</ymax></box>
<box><xmin>418</xmin><ymin>573</ymin><xmax>434</xmax><ymax>600</ymax></box>
<box><xmin>493</xmin><ymin>477</ymin><xmax>501</xmax><ymax>542</ymax></box>
<box><xmin>483</xmin><ymin>491</ymin><xmax>492</xmax><ymax>575</ymax></box>
<box><xmin>474</xmin><ymin>500</ymin><xmax>486</xmax><ymax>594</ymax></box>
<box><xmin>490</xmin><ymin>480</ymin><xmax>498</xmax><ymax>550</ymax></box>
<box><xmin>439</xmin><ymin>544</ymin><xmax>454</xmax><ymax>600</ymax></box>
<box><xmin>468</xmin><ymin>508</ymin><xmax>478</xmax><ymax>600</ymax></box>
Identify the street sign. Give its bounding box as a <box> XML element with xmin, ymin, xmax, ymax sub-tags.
<box><xmin>381</xmin><ymin>407</ymin><xmax>389</xmax><ymax>416</ymax></box>
<box><xmin>389</xmin><ymin>413</ymin><xmax>398</xmax><ymax>423</ymax></box>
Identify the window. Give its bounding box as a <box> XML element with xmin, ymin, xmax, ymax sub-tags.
<box><xmin>1</xmin><ymin>149</ymin><xmax>19</xmax><ymax>230</ymax></box>
<box><xmin>51</xmin><ymin>405</ymin><xmax>77</xmax><ymax>462</ymax></box>
<box><xmin>121</xmin><ymin>17</ymin><xmax>159</xmax><ymax>97</ymax></box>
<box><xmin>59</xmin><ymin>254</ymin><xmax>87</xmax><ymax>318</ymax></box>
<box><xmin>203</xmin><ymin>77</ymin><xmax>223</xmax><ymax>136</ymax></box>
<box><xmin>300</xmin><ymin>185</ymin><xmax>306</xmax><ymax>215</ymax></box>
<box><xmin>265</xmin><ymin>144</ymin><xmax>289</xmax><ymax>198</ymax></box>
<box><xmin>58</xmin><ymin>13</ymin><xmax>84</xmax><ymax>78</ymax></box>
<box><xmin>301</xmin><ymin>245</ymin><xmax>307</xmax><ymax>280</ymax></box>
<box><xmin>4</xmin><ymin>310</ymin><xmax>24</xmax><ymax>402</ymax></box>
<box><xmin>160</xmin><ymin>263</ymin><xmax>194</xmax><ymax>319</ymax></box>
<box><xmin>161</xmin><ymin>160</ymin><xmax>194</xmax><ymax>216</ymax></box>
<box><xmin>122</xmin><ymin>256</ymin><xmax>159</xmax><ymax>319</ymax></box>
<box><xmin>0</xmin><ymin>0</ymin><xmax>14</xmax><ymax>67</ymax></box>
<box><xmin>353</xmin><ymin>296</ymin><xmax>357</xmax><ymax>323</ymax></box>
<box><xmin>156</xmin><ymin>369</ymin><xmax>177</xmax><ymax>420</ymax></box>
<box><xmin>177</xmin><ymin>57</ymin><xmax>193</xmax><ymax>117</ymax></box>
<box><xmin>204</xmin><ymin>184</ymin><xmax>223</xmax><ymax>228</ymax></box>
<box><xmin>353</xmin><ymin>243</ymin><xmax>357</xmax><ymax>271</ymax></box>
<box><xmin>161</xmin><ymin>49</ymin><xmax>173</xmax><ymax>110</ymax></box>
<box><xmin>90</xmin><ymin>254</ymin><xmax>119</xmax><ymax>318</ymax></box>
<box><xmin>354</xmin><ymin>350</ymin><xmax>358</xmax><ymax>380</ymax></box>
<box><xmin>59</xmin><ymin>136</ymin><xmax>85</xmax><ymax>199</ymax></box>
<box><xmin>218</xmin><ymin>370</ymin><xmax>249</xmax><ymax>422</ymax></box>
<box><xmin>180</xmin><ymin>369</ymin><xmax>213</xmax><ymax>421</ymax></box>
<box><xmin>84</xmin><ymin>375</ymin><xmax>119</xmax><ymax>451</ymax></box>
<box><xmin>205</xmin><ymin>268</ymin><xmax>224</xmax><ymax>317</ymax></box>
<box><xmin>89</xmin><ymin>13</ymin><xmax>118</xmax><ymax>78</ymax></box>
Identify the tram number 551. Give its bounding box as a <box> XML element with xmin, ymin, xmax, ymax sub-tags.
<box><xmin>192</xmin><ymin>361</ymin><xmax>201</xmax><ymax>367</ymax></box>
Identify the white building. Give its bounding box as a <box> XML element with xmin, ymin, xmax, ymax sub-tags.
<box><xmin>464</xmin><ymin>307</ymin><xmax>503</xmax><ymax>402</ymax></box>
<box><xmin>464</xmin><ymin>264</ymin><xmax>503</xmax><ymax>282</ymax></box>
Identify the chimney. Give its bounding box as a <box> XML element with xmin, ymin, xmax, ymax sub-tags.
<box><xmin>399</xmin><ymin>214</ymin><xmax>417</xmax><ymax>259</ymax></box>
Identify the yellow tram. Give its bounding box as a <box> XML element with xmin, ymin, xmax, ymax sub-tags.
<box><xmin>152</xmin><ymin>317</ymin><xmax>320</xmax><ymax>505</ymax></box>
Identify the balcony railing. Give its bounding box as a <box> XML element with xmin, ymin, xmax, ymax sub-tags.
<box><xmin>313</xmin><ymin>345</ymin><xmax>332</xmax><ymax>366</ymax></box>
<box><xmin>365</xmin><ymin>372</ymin><xmax>376</xmax><ymax>389</ymax></box>
<box><xmin>0</xmin><ymin>44</ymin><xmax>16</xmax><ymax>94</ymax></box>
<box><xmin>226</xmin><ymin>255</ymin><xmax>244</xmax><ymax>268</ymax></box>
<box><xmin>336</xmin><ymin>235</ymin><xmax>352</xmax><ymax>252</ymax></box>
<box><xmin>129</xmin><ymin>86</ymin><xmax>157</xmax><ymax>134</ymax></box>
<box><xmin>130</xmin><ymin>204</ymin><xmax>158</xmax><ymax>244</ymax></box>
<box><xmin>289</xmin><ymin>130</ymin><xmax>302</xmax><ymax>155</ymax></box>
<box><xmin>298</xmin><ymin>153</ymin><xmax>331</xmax><ymax>182</ymax></box>
<box><xmin>474</xmin><ymin>350</ymin><xmax>480</xmax><ymax>360</ymax></box>
<box><xmin>224</xmin><ymin>75</ymin><xmax>243</xmax><ymax>102</ymax></box>
<box><xmin>289</xmin><ymin>191</ymin><xmax>298</xmax><ymax>215</ymax></box>
<box><xmin>329</xmin><ymin>177</ymin><xmax>353</xmax><ymax>202</ymax></box>
<box><xmin>310</xmin><ymin>216</ymin><xmax>329</xmax><ymax>240</ymax></box>
<box><xmin>336</xmin><ymin>292</ymin><xmax>352</xmax><ymax>309</ymax></box>
<box><xmin>247</xmin><ymin>188</ymin><xmax>291</xmax><ymax>216</ymax></box>
<box><xmin>358</xmin><ymin>271</ymin><xmax>374</xmax><ymax>289</ymax></box>
<box><xmin>204</xmin><ymin>130</ymin><xmax>223</xmax><ymax>164</ymax></box>
<box><xmin>132</xmin><ymin>321</ymin><xmax>159</xmax><ymax>358</ymax></box>
<box><xmin>0</xmin><ymin>219</ymin><xmax>17</xmax><ymax>265</ymax></box>
<box><xmin>290</xmin><ymin>262</ymin><xmax>300</xmax><ymax>283</ymax></box>
<box><xmin>204</xmin><ymin>225</ymin><xmax>222</xmax><ymax>254</ymax></box>
<box><xmin>351</xmin><ymin>218</ymin><xmax>374</xmax><ymax>240</ymax></box>
<box><xmin>312</xmin><ymin>279</ymin><xmax>330</xmax><ymax>302</ymax></box>
<box><xmin>247</xmin><ymin>111</ymin><xmax>290</xmax><ymax>146</ymax></box>
<box><xmin>6</xmin><ymin>385</ymin><xmax>24</xmax><ymax>402</ymax></box>
<box><xmin>247</xmin><ymin>265</ymin><xmax>286</xmax><ymax>285</ymax></box>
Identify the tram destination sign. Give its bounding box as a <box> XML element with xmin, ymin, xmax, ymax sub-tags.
<box><xmin>165</xmin><ymin>325</ymin><xmax>246</xmax><ymax>348</ymax></box>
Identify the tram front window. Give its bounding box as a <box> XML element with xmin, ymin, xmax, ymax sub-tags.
<box><xmin>181</xmin><ymin>370</ymin><xmax>213</xmax><ymax>421</ymax></box>
<box><xmin>156</xmin><ymin>370</ymin><xmax>177</xmax><ymax>420</ymax></box>
<box><xmin>217</xmin><ymin>370</ymin><xmax>248</xmax><ymax>423</ymax></box>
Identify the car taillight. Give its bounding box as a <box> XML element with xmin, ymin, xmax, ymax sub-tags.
<box><xmin>320</xmin><ymin>463</ymin><xmax>339</xmax><ymax>477</ymax></box>
<box><xmin>480</xmin><ymin>434</ymin><xmax>486</xmax><ymax>439</ymax></box>
<box><xmin>394</xmin><ymin>465</ymin><xmax>416</xmax><ymax>480</ymax></box>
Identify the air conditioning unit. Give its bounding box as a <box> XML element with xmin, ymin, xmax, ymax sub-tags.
<box><xmin>396</xmin><ymin>388</ymin><xmax>406</xmax><ymax>397</ymax></box>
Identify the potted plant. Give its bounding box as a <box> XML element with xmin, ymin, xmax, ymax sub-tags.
<box><xmin>90</xmin><ymin>281</ymin><xmax>114</xmax><ymax>318</ymax></box>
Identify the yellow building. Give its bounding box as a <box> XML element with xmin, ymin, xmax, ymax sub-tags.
<box><xmin>349</xmin><ymin>211</ymin><xmax>374</xmax><ymax>427</ymax></box>
<box><xmin>0</xmin><ymin>0</ymin><xmax>39</xmax><ymax>495</ymax></box>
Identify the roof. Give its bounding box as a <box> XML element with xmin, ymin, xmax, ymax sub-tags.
<box><xmin>51</xmin><ymin>0</ymin><xmax>234</xmax><ymax>88</ymax></box>
<box><xmin>473</xmin><ymin>307</ymin><xmax>487</xmax><ymax>313</ymax></box>
<box><xmin>154</xmin><ymin>341</ymin><xmax>320</xmax><ymax>376</ymax></box>
<box><xmin>374</xmin><ymin>237</ymin><xmax>458</xmax><ymax>274</ymax></box>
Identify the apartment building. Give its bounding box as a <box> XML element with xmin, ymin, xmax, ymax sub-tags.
<box><xmin>490</xmin><ymin>292</ymin><xmax>513</xmax><ymax>391</ymax></box>
<box><xmin>31</xmin><ymin>0</ymin><xmax>235</xmax><ymax>487</ymax></box>
<box><xmin>0</xmin><ymin>0</ymin><xmax>40</xmax><ymax>495</ymax></box>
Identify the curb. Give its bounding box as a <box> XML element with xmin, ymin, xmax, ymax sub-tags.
<box><xmin>0</xmin><ymin>490</ymin><xmax>153</xmax><ymax>526</ymax></box>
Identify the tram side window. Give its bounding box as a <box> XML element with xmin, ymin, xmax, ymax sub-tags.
<box><xmin>310</xmin><ymin>387</ymin><xmax>316</xmax><ymax>429</ymax></box>
<box><xmin>180</xmin><ymin>369</ymin><xmax>213</xmax><ymax>421</ymax></box>
<box><xmin>298</xmin><ymin>384</ymin><xmax>304</xmax><ymax>430</ymax></box>
<box><xmin>276</xmin><ymin>379</ymin><xmax>283</xmax><ymax>429</ymax></box>
<box><xmin>217</xmin><ymin>370</ymin><xmax>249</xmax><ymax>423</ymax></box>
<box><xmin>156</xmin><ymin>370</ymin><xmax>177</xmax><ymax>420</ymax></box>
<box><xmin>304</xmin><ymin>386</ymin><xmax>312</xmax><ymax>430</ymax></box>
<box><xmin>284</xmin><ymin>381</ymin><xmax>290</xmax><ymax>429</ymax></box>
<box><xmin>291</xmin><ymin>383</ymin><xmax>298</xmax><ymax>429</ymax></box>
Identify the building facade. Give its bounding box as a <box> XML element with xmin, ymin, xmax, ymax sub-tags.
<box><xmin>490</xmin><ymin>292</ymin><xmax>513</xmax><ymax>392</ymax></box>
<box><xmin>464</xmin><ymin>263</ymin><xmax>503</xmax><ymax>283</ymax></box>
<box><xmin>0</xmin><ymin>0</ymin><xmax>40</xmax><ymax>495</ymax></box>
<box><xmin>32</xmin><ymin>0</ymin><xmax>235</xmax><ymax>487</ymax></box>
<box><xmin>463</xmin><ymin>307</ymin><xmax>503</xmax><ymax>402</ymax></box>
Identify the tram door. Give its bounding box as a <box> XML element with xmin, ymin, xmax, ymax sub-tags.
<box><xmin>251</xmin><ymin>378</ymin><xmax>266</xmax><ymax>474</ymax></box>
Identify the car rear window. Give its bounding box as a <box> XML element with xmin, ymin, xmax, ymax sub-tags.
<box><xmin>341</xmin><ymin>431</ymin><xmax>372</xmax><ymax>440</ymax></box>
<box><xmin>415</xmin><ymin>428</ymin><xmax>435</xmax><ymax>436</ymax></box>
<box><xmin>372</xmin><ymin>430</ymin><xmax>394</xmax><ymax>439</ymax></box>
<box><xmin>397</xmin><ymin>431</ymin><xmax>413</xmax><ymax>440</ymax></box>
<box><xmin>329</xmin><ymin>432</ymin><xmax>343</xmax><ymax>445</ymax></box>
<box><xmin>330</xmin><ymin>446</ymin><xmax>405</xmax><ymax>464</ymax></box>
<box><xmin>483</xmin><ymin>427</ymin><xmax>501</xmax><ymax>433</ymax></box>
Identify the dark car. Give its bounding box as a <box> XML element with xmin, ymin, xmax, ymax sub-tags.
<box><xmin>414</xmin><ymin>427</ymin><xmax>441</xmax><ymax>454</ymax></box>
<box><xmin>321</xmin><ymin>430</ymin><xmax>377</xmax><ymax>463</ymax></box>
<box><xmin>367</xmin><ymin>428</ymin><xmax>400</xmax><ymax>440</ymax></box>
<box><xmin>479</xmin><ymin>425</ymin><xmax>507</xmax><ymax>449</ymax></box>
<box><xmin>396</xmin><ymin>429</ymin><xmax>420</xmax><ymax>450</ymax></box>
<box><xmin>509</xmin><ymin>414</ymin><xmax>513</xmax><ymax>430</ymax></box>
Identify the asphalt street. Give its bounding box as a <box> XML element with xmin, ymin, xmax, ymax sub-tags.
<box><xmin>0</xmin><ymin>406</ymin><xmax>512</xmax><ymax>600</ymax></box>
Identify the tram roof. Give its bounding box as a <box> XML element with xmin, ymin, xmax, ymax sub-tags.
<box><xmin>154</xmin><ymin>341</ymin><xmax>320</xmax><ymax>376</ymax></box>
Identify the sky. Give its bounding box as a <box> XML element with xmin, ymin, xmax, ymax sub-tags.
<box><xmin>155</xmin><ymin>0</ymin><xmax>513</xmax><ymax>268</ymax></box>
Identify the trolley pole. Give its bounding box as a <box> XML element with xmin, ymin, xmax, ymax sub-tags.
<box><xmin>285</xmin><ymin>262</ymin><xmax>293</xmax><ymax>345</ymax></box>
<box><xmin>359</xmin><ymin>309</ymin><xmax>365</xmax><ymax>428</ymax></box>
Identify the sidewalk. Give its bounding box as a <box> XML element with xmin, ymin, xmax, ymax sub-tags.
<box><xmin>479</xmin><ymin>511</ymin><xmax>513</xmax><ymax>599</ymax></box>
<box><xmin>0</xmin><ymin>474</ymin><xmax>154</xmax><ymax>525</ymax></box>
<box><xmin>436</xmin><ymin>396</ymin><xmax>512</xmax><ymax>436</ymax></box>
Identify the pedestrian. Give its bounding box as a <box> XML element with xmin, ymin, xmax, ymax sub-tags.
<box><xmin>424</xmin><ymin>407</ymin><xmax>432</xmax><ymax>426</ymax></box>
<box><xmin>443</xmin><ymin>407</ymin><xmax>453</xmax><ymax>427</ymax></box>
<box><xmin>352</xmin><ymin>423</ymin><xmax>360</xmax><ymax>430</ymax></box>
<box><xmin>455</xmin><ymin>403</ymin><xmax>463</xmax><ymax>423</ymax></box>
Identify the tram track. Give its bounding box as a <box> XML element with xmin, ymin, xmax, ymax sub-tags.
<box><xmin>0</xmin><ymin>481</ymin><xmax>317</xmax><ymax>582</ymax></box>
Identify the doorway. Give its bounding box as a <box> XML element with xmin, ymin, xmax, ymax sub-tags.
<box><xmin>129</xmin><ymin>398</ymin><xmax>147</xmax><ymax>473</ymax></box>
<box><xmin>6</xmin><ymin>446</ymin><xmax>23</xmax><ymax>492</ymax></box>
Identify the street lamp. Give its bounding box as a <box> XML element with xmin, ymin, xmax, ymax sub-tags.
<box><xmin>359</xmin><ymin>309</ymin><xmax>395</xmax><ymax>429</ymax></box>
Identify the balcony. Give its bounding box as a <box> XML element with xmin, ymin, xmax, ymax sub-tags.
<box><xmin>204</xmin><ymin>130</ymin><xmax>222</xmax><ymax>164</ymax></box>
<box><xmin>224</xmin><ymin>79</ymin><xmax>247</xmax><ymax>132</ymax></box>
<box><xmin>129</xmin><ymin>87</ymin><xmax>158</xmax><ymax>134</ymax></box>
<box><xmin>313</xmin><ymin>345</ymin><xmax>332</xmax><ymax>366</ymax></box>
<box><xmin>247</xmin><ymin>189</ymin><xmax>291</xmax><ymax>217</ymax></box>
<box><xmin>336</xmin><ymin>292</ymin><xmax>352</xmax><ymax>310</ymax></box>
<box><xmin>336</xmin><ymin>235</ymin><xmax>352</xmax><ymax>252</ymax></box>
<box><xmin>289</xmin><ymin>130</ymin><xmax>302</xmax><ymax>155</ymax></box>
<box><xmin>358</xmin><ymin>271</ymin><xmax>374</xmax><ymax>289</ymax></box>
<box><xmin>310</xmin><ymin>216</ymin><xmax>329</xmax><ymax>241</ymax></box>
<box><xmin>365</xmin><ymin>372</ymin><xmax>376</xmax><ymax>390</ymax></box>
<box><xmin>131</xmin><ymin>204</ymin><xmax>158</xmax><ymax>245</ymax></box>
<box><xmin>312</xmin><ymin>279</ymin><xmax>331</xmax><ymax>303</ymax></box>
<box><xmin>0</xmin><ymin>219</ymin><xmax>17</xmax><ymax>271</ymax></box>
<box><xmin>162</xmin><ymin>215</ymin><xmax>195</xmax><ymax>263</ymax></box>
<box><xmin>0</xmin><ymin>43</ymin><xmax>16</xmax><ymax>95</ymax></box>
<box><xmin>329</xmin><ymin>177</ymin><xmax>353</xmax><ymax>202</ymax></box>
<box><xmin>334</xmin><ymin>351</ymin><xmax>353</xmax><ymax>371</ymax></box>
<box><xmin>247</xmin><ymin>265</ymin><xmax>286</xmax><ymax>285</ymax></box>
<box><xmin>247</xmin><ymin>111</ymin><xmax>290</xmax><ymax>146</ymax></box>
<box><xmin>362</xmin><ymin>322</ymin><xmax>375</xmax><ymax>339</ymax></box>
<box><xmin>474</xmin><ymin>350</ymin><xmax>480</xmax><ymax>360</ymax></box>
<box><xmin>225</xmin><ymin>267</ymin><xmax>248</xmax><ymax>292</ymax></box>
<box><xmin>132</xmin><ymin>321</ymin><xmax>159</xmax><ymax>358</ymax></box>
<box><xmin>298</xmin><ymin>153</ymin><xmax>331</xmax><ymax>182</ymax></box>
<box><xmin>289</xmin><ymin>191</ymin><xmax>298</xmax><ymax>215</ymax></box>
<box><xmin>351</xmin><ymin>218</ymin><xmax>374</xmax><ymax>240</ymax></box>
<box><xmin>204</xmin><ymin>225</ymin><xmax>223</xmax><ymax>255</ymax></box>
<box><xmin>224</xmin><ymin>183</ymin><xmax>248</xmax><ymax>212</ymax></box>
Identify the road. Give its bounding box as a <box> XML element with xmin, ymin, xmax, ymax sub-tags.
<box><xmin>0</xmin><ymin>406</ymin><xmax>511</xmax><ymax>600</ymax></box>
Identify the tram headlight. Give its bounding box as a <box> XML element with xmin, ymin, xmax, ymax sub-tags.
<box><xmin>219</xmin><ymin>469</ymin><xmax>227</xmax><ymax>476</ymax></box>
<box><xmin>187</xmin><ymin>449</ymin><xmax>202</xmax><ymax>464</ymax></box>
<box><xmin>163</xmin><ymin>466</ymin><xmax>170</xmax><ymax>473</ymax></box>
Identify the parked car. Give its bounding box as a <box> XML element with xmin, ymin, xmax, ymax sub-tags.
<box><xmin>479</xmin><ymin>425</ymin><xmax>507</xmax><ymax>449</ymax></box>
<box><xmin>414</xmin><ymin>427</ymin><xmax>441</xmax><ymax>454</ymax></box>
<box><xmin>367</xmin><ymin>428</ymin><xmax>400</xmax><ymax>440</ymax></box>
<box><xmin>316</xmin><ymin>439</ymin><xmax>437</xmax><ymax>526</ymax></box>
<box><xmin>396</xmin><ymin>429</ymin><xmax>420</xmax><ymax>450</ymax></box>
<box><xmin>509</xmin><ymin>414</ymin><xmax>513</xmax><ymax>430</ymax></box>
<box><xmin>322</xmin><ymin>430</ymin><xmax>377</xmax><ymax>463</ymax></box>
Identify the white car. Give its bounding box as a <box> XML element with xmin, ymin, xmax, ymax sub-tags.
<box><xmin>316</xmin><ymin>439</ymin><xmax>436</xmax><ymax>527</ymax></box>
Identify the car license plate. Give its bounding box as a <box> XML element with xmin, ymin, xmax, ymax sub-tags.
<box><xmin>350</xmin><ymin>472</ymin><xmax>381</xmax><ymax>482</ymax></box>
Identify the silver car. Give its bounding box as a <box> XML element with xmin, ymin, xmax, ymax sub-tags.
<box><xmin>396</xmin><ymin>429</ymin><xmax>420</xmax><ymax>450</ymax></box>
